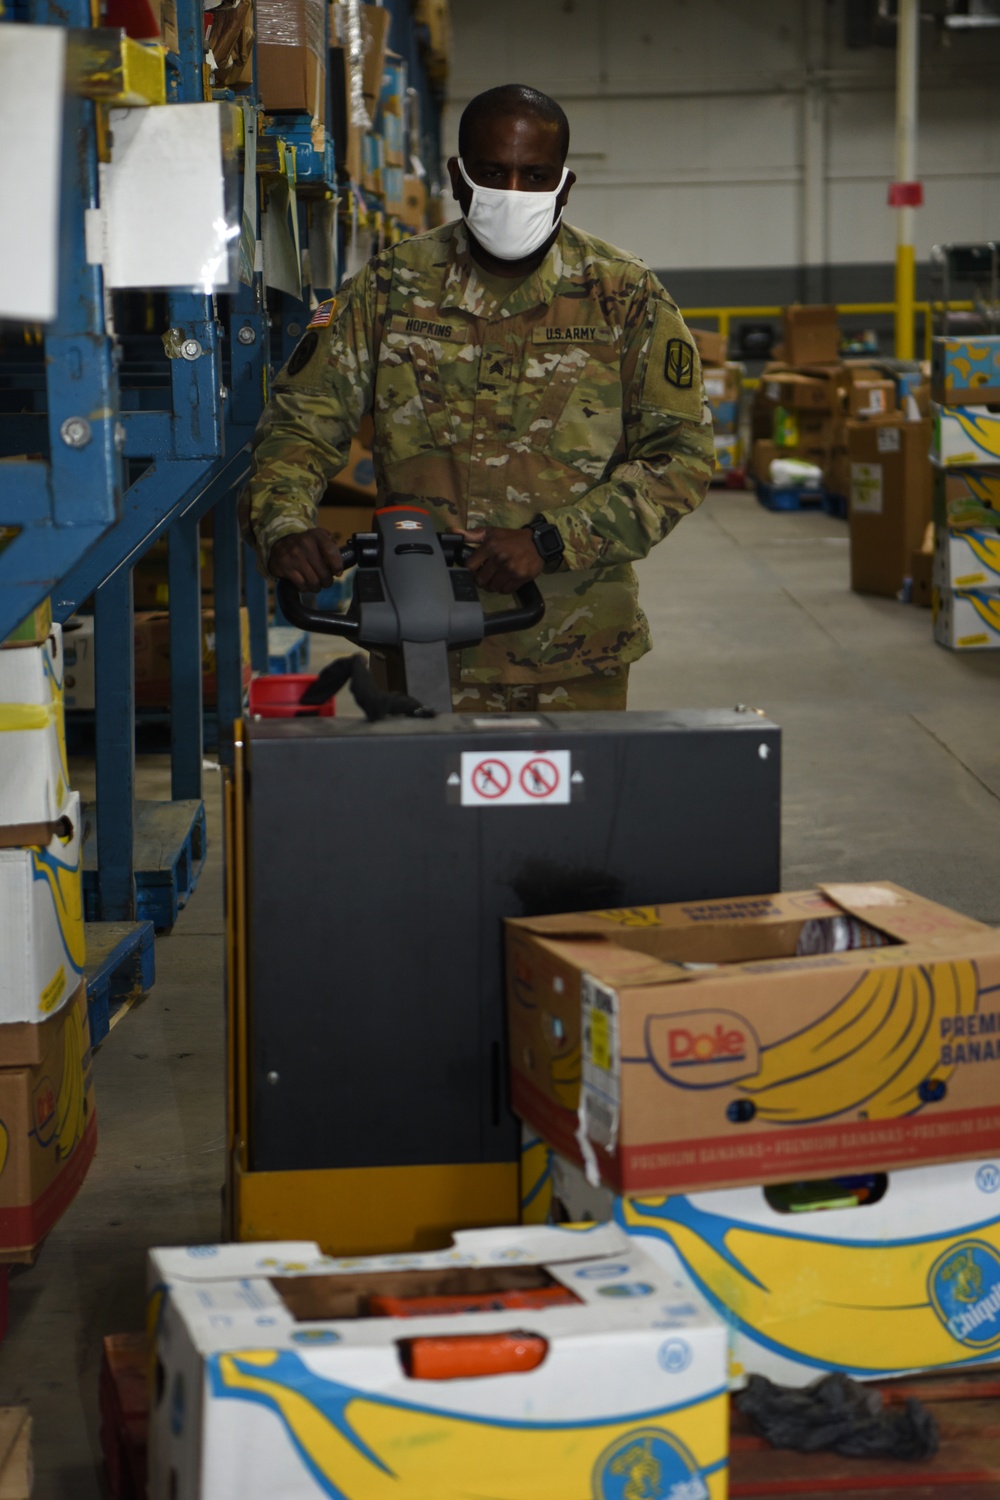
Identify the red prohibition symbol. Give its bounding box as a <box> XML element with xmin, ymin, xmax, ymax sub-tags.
<box><xmin>472</xmin><ymin>758</ymin><xmax>511</xmax><ymax>798</ymax></box>
<box><xmin>520</xmin><ymin>757</ymin><xmax>559</xmax><ymax>798</ymax></box>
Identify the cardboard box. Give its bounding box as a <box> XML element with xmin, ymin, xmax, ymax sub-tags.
<box><xmin>399</xmin><ymin>174</ymin><xmax>427</xmax><ymax>232</ymax></box>
<box><xmin>934</xmin><ymin>587</ymin><xmax>1000</xmax><ymax>650</ymax></box>
<box><xmin>382</xmin><ymin>107</ymin><xmax>405</xmax><ymax>167</ymax></box>
<box><xmin>383</xmin><ymin>163</ymin><xmax>405</xmax><ymax>216</ymax></box>
<box><xmin>133</xmin><ymin>538</ymin><xmax>214</xmax><ymax>610</ymax></box>
<box><xmin>934</xmin><ymin>525</ymin><xmax>1000</xmax><ymax>592</ymax></box>
<box><xmin>380</xmin><ymin>51</ymin><xmax>406</xmax><ymax>119</ymax></box>
<box><xmin>0</xmin><ymin>791</ymin><xmax>84</xmax><ymax>1034</ymax></box>
<box><xmin>932</xmin><ymin>336</ymin><xmax>1000</xmax><ymax>407</ymax></box>
<box><xmin>847</xmin><ymin>417</ymin><xmax>932</xmax><ymax>597</ymax></box>
<box><xmin>702</xmin><ymin>363</ymin><xmax>741</xmax><ymax>405</ymax></box>
<box><xmin>0</xmin><ymin>980</ymin><xmax>96</xmax><ymax>1262</ymax></box>
<box><xmin>316</xmin><ymin>505</ymin><xmax>375</xmax><ymax>546</ymax></box>
<box><xmin>0</xmin><ymin>632</ymin><xmax>70</xmax><ymax>825</ymax></box>
<box><xmin>934</xmin><ymin>468</ymin><xmax>1000</xmax><ymax>530</ymax></box>
<box><xmin>783</xmin><ymin>305</ymin><xmax>839</xmax><ymax>366</ymax></box>
<box><xmin>361</xmin><ymin>130</ymin><xmax>384</xmax><ymax>196</ymax></box>
<box><xmin>256</xmin><ymin>0</ymin><xmax>326</xmax><ymax>114</ymax></box>
<box><xmin>506</xmin><ymin>881</ymin><xmax>1000</xmax><ymax>1197</ymax></box>
<box><xmin>133</xmin><ymin>608</ymin><xmax>250</xmax><ymax>710</ymax></box>
<box><xmin>414</xmin><ymin>0</ymin><xmax>450</xmax><ymax>82</ymax></box>
<box><xmin>828</xmin><ymin>445</ymin><xmax>851</xmax><ymax>498</ymax></box>
<box><xmin>912</xmin><ymin>547</ymin><xmax>934</xmax><ymax>607</ymax></box>
<box><xmin>690</xmin><ymin>327</ymin><xmax>727</xmax><ymax>366</ymax></box>
<box><xmin>62</xmin><ymin>617</ymin><xmax>94</xmax><ymax>712</ymax></box>
<box><xmin>765</xmin><ymin>372</ymin><xmax>838</xmax><ymax>413</ymax></box>
<box><xmin>329</xmin><ymin>43</ymin><xmax>363</xmax><ymax>183</ymax></box>
<box><xmin>847</xmin><ymin>377</ymin><xmax>896</xmax><ymax>418</ymax></box>
<box><xmin>932</xmin><ymin>403</ymin><xmax>1000</xmax><ymax>468</ymax></box>
<box><xmin>3</xmin><ymin>599</ymin><xmax>52</xmax><ymax>648</ymax></box>
<box><xmin>360</xmin><ymin>0</ymin><xmax>391</xmax><ymax>107</ymax></box>
<box><xmin>146</xmin><ymin>1225</ymin><xmax>729</xmax><ymax>1500</ymax></box>
<box><xmin>552</xmin><ymin>1154</ymin><xmax>1000</xmax><ymax>1387</ymax></box>
<box><xmin>713</xmin><ymin>434</ymin><xmax>741</xmax><ymax>472</ymax></box>
<box><xmin>750</xmin><ymin>438</ymin><xmax>777</xmax><ymax>481</ymax></box>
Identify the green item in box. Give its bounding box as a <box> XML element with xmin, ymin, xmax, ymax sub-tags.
<box><xmin>4</xmin><ymin>598</ymin><xmax>52</xmax><ymax>647</ymax></box>
<box><xmin>773</xmin><ymin>406</ymin><xmax>799</xmax><ymax>449</ymax></box>
<box><xmin>933</xmin><ymin>467</ymin><xmax>1000</xmax><ymax>531</ymax></box>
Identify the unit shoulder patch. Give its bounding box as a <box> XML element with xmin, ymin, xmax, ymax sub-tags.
<box><xmin>639</xmin><ymin>303</ymin><xmax>704</xmax><ymax>422</ymax></box>
<box><xmin>307</xmin><ymin>299</ymin><xmax>337</xmax><ymax>329</ymax></box>
<box><xmin>285</xmin><ymin>330</ymin><xmax>319</xmax><ymax>378</ymax></box>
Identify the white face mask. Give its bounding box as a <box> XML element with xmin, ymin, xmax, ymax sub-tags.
<box><xmin>457</xmin><ymin>158</ymin><xmax>569</xmax><ymax>262</ymax></box>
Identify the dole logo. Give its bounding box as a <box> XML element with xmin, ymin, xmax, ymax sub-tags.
<box><xmin>929</xmin><ymin>1239</ymin><xmax>1000</xmax><ymax>1351</ymax></box>
<box><xmin>646</xmin><ymin>1009</ymin><xmax>760</xmax><ymax>1088</ymax></box>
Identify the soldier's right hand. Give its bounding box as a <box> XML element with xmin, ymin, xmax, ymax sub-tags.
<box><xmin>268</xmin><ymin>529</ymin><xmax>344</xmax><ymax>591</ymax></box>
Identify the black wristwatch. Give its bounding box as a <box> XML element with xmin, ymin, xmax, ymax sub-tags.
<box><xmin>524</xmin><ymin>513</ymin><xmax>565</xmax><ymax>573</ymax></box>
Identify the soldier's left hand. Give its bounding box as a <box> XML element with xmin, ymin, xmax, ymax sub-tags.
<box><xmin>457</xmin><ymin>527</ymin><xmax>543</xmax><ymax>594</ymax></box>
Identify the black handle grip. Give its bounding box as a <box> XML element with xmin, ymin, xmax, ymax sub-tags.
<box><xmin>276</xmin><ymin>579</ymin><xmax>360</xmax><ymax>638</ymax></box>
<box><xmin>481</xmin><ymin>580</ymin><xmax>545</xmax><ymax>637</ymax></box>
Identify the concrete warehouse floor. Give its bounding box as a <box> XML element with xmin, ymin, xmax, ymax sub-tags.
<box><xmin>6</xmin><ymin>487</ymin><xmax>1000</xmax><ymax>1498</ymax></box>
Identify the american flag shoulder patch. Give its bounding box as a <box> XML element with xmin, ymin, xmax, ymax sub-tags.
<box><xmin>308</xmin><ymin>299</ymin><xmax>337</xmax><ymax>328</ymax></box>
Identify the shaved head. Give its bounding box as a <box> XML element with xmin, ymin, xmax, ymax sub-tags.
<box><xmin>458</xmin><ymin>84</ymin><xmax>570</xmax><ymax>164</ymax></box>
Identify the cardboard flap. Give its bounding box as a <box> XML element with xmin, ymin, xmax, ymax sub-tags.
<box><xmin>506</xmin><ymin>910</ymin><xmax>662</xmax><ymax>939</ymax></box>
<box><xmin>819</xmin><ymin>881</ymin><xmax>993</xmax><ymax>944</ymax></box>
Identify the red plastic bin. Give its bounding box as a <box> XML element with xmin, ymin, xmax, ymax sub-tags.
<box><xmin>247</xmin><ymin>674</ymin><xmax>336</xmax><ymax>718</ymax></box>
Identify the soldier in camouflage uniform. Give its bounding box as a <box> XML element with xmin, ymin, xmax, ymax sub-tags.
<box><xmin>243</xmin><ymin>85</ymin><xmax>714</xmax><ymax>711</ymax></box>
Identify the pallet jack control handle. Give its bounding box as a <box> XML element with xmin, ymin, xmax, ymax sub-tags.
<box><xmin>481</xmin><ymin>579</ymin><xmax>545</xmax><ymax>636</ymax></box>
<box><xmin>275</xmin><ymin>579</ymin><xmax>361</xmax><ymax>638</ymax></box>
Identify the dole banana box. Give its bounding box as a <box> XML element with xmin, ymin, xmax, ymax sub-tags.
<box><xmin>934</xmin><ymin>525</ymin><xmax>1000</xmax><ymax>591</ymax></box>
<box><xmin>146</xmin><ymin>1226</ymin><xmax>729</xmax><ymax>1500</ymax></box>
<box><xmin>931</xmin><ymin>335</ymin><xmax>1000</xmax><ymax>407</ymax></box>
<box><xmin>934</xmin><ymin>586</ymin><xmax>1000</xmax><ymax>650</ymax></box>
<box><xmin>934</xmin><ymin>467</ymin><xmax>1000</xmax><ymax>531</ymax></box>
<box><xmin>931</xmin><ymin>402</ymin><xmax>1000</xmax><ymax>468</ymax></box>
<box><xmin>0</xmin><ymin>979</ymin><xmax>96</xmax><ymax>1262</ymax></box>
<box><xmin>548</xmin><ymin>1152</ymin><xmax>1000</xmax><ymax>1388</ymax></box>
<box><xmin>0</xmin><ymin>789</ymin><xmax>86</xmax><ymax>1036</ymax></box>
<box><xmin>506</xmin><ymin>882</ymin><xmax>1000</xmax><ymax>1197</ymax></box>
<box><xmin>0</xmin><ymin>622</ymin><xmax>69</xmax><ymax>825</ymax></box>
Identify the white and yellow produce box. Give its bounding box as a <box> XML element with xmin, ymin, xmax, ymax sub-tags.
<box><xmin>934</xmin><ymin>585</ymin><xmax>1000</xmax><ymax>650</ymax></box>
<box><xmin>0</xmin><ymin>790</ymin><xmax>85</xmax><ymax>1029</ymax></box>
<box><xmin>0</xmin><ymin>622</ymin><xmax>69</xmax><ymax>825</ymax></box>
<box><xmin>933</xmin><ymin>525</ymin><xmax>1000</xmax><ymax>592</ymax></box>
<box><xmin>550</xmin><ymin>1153</ymin><xmax>1000</xmax><ymax>1388</ymax></box>
<box><xmin>931</xmin><ymin>402</ymin><xmax>1000</xmax><ymax>468</ymax></box>
<box><xmin>146</xmin><ymin>1225</ymin><xmax>729</xmax><ymax>1500</ymax></box>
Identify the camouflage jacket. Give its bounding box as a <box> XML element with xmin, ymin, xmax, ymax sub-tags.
<box><xmin>244</xmin><ymin>220</ymin><xmax>714</xmax><ymax>683</ymax></box>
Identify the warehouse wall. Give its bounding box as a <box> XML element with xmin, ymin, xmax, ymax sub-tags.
<box><xmin>444</xmin><ymin>0</ymin><xmax>1000</xmax><ymax>306</ymax></box>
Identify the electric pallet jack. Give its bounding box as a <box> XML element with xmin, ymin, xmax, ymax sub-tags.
<box><xmin>225</xmin><ymin>506</ymin><xmax>782</xmax><ymax>1256</ymax></box>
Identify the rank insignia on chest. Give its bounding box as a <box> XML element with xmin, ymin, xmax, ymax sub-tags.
<box><xmin>308</xmin><ymin>299</ymin><xmax>337</xmax><ymax>329</ymax></box>
<box><xmin>665</xmin><ymin>337</ymin><xmax>695</xmax><ymax>389</ymax></box>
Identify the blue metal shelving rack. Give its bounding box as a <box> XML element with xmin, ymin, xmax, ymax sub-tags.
<box><xmin>1</xmin><ymin>0</ymin><xmax>442</xmax><ymax>932</ymax></box>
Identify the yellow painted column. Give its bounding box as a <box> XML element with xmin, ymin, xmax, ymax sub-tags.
<box><xmin>893</xmin><ymin>0</ymin><xmax>920</xmax><ymax>359</ymax></box>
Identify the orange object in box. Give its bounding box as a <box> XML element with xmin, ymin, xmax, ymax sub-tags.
<box><xmin>399</xmin><ymin>1331</ymin><xmax>548</xmax><ymax>1381</ymax></box>
<box><xmin>247</xmin><ymin>675</ymin><xmax>336</xmax><ymax>720</ymax></box>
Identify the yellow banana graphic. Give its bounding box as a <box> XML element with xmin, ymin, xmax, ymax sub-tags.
<box><xmin>210</xmin><ymin>1349</ymin><xmax>728</xmax><ymax>1500</ymax></box>
<box><xmin>520</xmin><ymin>1133</ymin><xmax>554</xmax><ymax>1224</ymax></box>
<box><xmin>54</xmin><ymin>1000</ymin><xmax>85</xmax><ymax>1161</ymax></box>
<box><xmin>738</xmin><ymin>960</ymin><xmax>978</xmax><ymax>1123</ymax></box>
<box><xmin>549</xmin><ymin>1042</ymin><xmax>580</xmax><ymax>1109</ymax></box>
<box><xmin>618</xmin><ymin>1194</ymin><xmax>1000</xmax><ymax>1375</ymax></box>
<box><xmin>967</xmin><ymin>592</ymin><xmax>1000</xmax><ymax>636</ymax></box>
<box><xmin>953</xmin><ymin>409</ymin><xmax>1000</xmax><ymax>462</ymax></box>
<box><xmin>965</xmin><ymin>531</ymin><xmax>1000</xmax><ymax>576</ymax></box>
<box><xmin>31</xmin><ymin>834</ymin><xmax>86</xmax><ymax>977</ymax></box>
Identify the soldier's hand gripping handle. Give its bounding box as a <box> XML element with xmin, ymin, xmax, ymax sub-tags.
<box><xmin>268</xmin><ymin>529</ymin><xmax>345</xmax><ymax>591</ymax></box>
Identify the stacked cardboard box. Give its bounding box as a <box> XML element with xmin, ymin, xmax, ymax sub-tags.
<box><xmin>255</xmin><ymin>0</ymin><xmax>326</xmax><ymax>114</ymax></box>
<box><xmin>506</xmin><ymin>880</ymin><xmax>1000</xmax><ymax>1386</ymax></box>
<box><xmin>0</xmin><ymin>614</ymin><xmax>95</xmax><ymax>1262</ymax></box>
<box><xmin>701</xmin><ymin>356</ymin><xmax>744</xmax><ymax>476</ymax></box>
<box><xmin>929</xmin><ymin>336</ymin><xmax>1000</xmax><ymax>649</ymax></box>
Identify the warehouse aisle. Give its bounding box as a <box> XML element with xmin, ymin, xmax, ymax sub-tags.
<box><xmin>6</xmin><ymin>488</ymin><xmax>1000</xmax><ymax>1498</ymax></box>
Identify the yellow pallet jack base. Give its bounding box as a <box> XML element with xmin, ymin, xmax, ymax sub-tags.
<box><xmin>232</xmin><ymin>1156</ymin><xmax>520</xmax><ymax>1257</ymax></box>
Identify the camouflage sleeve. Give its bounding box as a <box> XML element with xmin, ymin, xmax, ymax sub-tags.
<box><xmin>541</xmin><ymin>274</ymin><xmax>714</xmax><ymax>570</ymax></box>
<box><xmin>242</xmin><ymin>261</ymin><xmax>379</xmax><ymax>572</ymax></box>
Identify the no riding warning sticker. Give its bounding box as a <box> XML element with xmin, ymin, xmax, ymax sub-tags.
<box><xmin>456</xmin><ymin>749</ymin><xmax>574</xmax><ymax>806</ymax></box>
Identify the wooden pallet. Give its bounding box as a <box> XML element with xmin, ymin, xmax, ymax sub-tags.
<box><xmin>99</xmin><ymin>1335</ymin><xmax>148</xmax><ymax>1500</ymax></box>
<box><xmin>731</xmin><ymin>1369</ymin><xmax>1000</xmax><ymax>1497</ymax></box>
<box><xmin>85</xmin><ymin>921</ymin><xmax>156</xmax><ymax>1045</ymax></box>
<box><xmin>83</xmin><ymin>800</ymin><xmax>207</xmax><ymax>931</ymax></box>
<box><xmin>0</xmin><ymin>1408</ymin><xmax>32</xmax><ymax>1500</ymax></box>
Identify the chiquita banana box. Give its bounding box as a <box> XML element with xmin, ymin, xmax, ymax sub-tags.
<box><xmin>934</xmin><ymin>586</ymin><xmax>1000</xmax><ymax>650</ymax></box>
<box><xmin>0</xmin><ymin>978</ymin><xmax>96</xmax><ymax>1261</ymax></box>
<box><xmin>0</xmin><ymin>789</ymin><xmax>86</xmax><ymax>1029</ymax></box>
<box><xmin>0</xmin><ymin>622</ymin><xmax>69</xmax><ymax>826</ymax></box>
<box><xmin>506</xmin><ymin>883</ymin><xmax>1000</xmax><ymax>1197</ymax></box>
<box><xmin>548</xmin><ymin>1152</ymin><xmax>1000</xmax><ymax>1388</ymax></box>
<box><xmin>931</xmin><ymin>402</ymin><xmax>1000</xmax><ymax>467</ymax></box>
<box><xmin>146</xmin><ymin>1225</ymin><xmax>729</xmax><ymax>1500</ymax></box>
